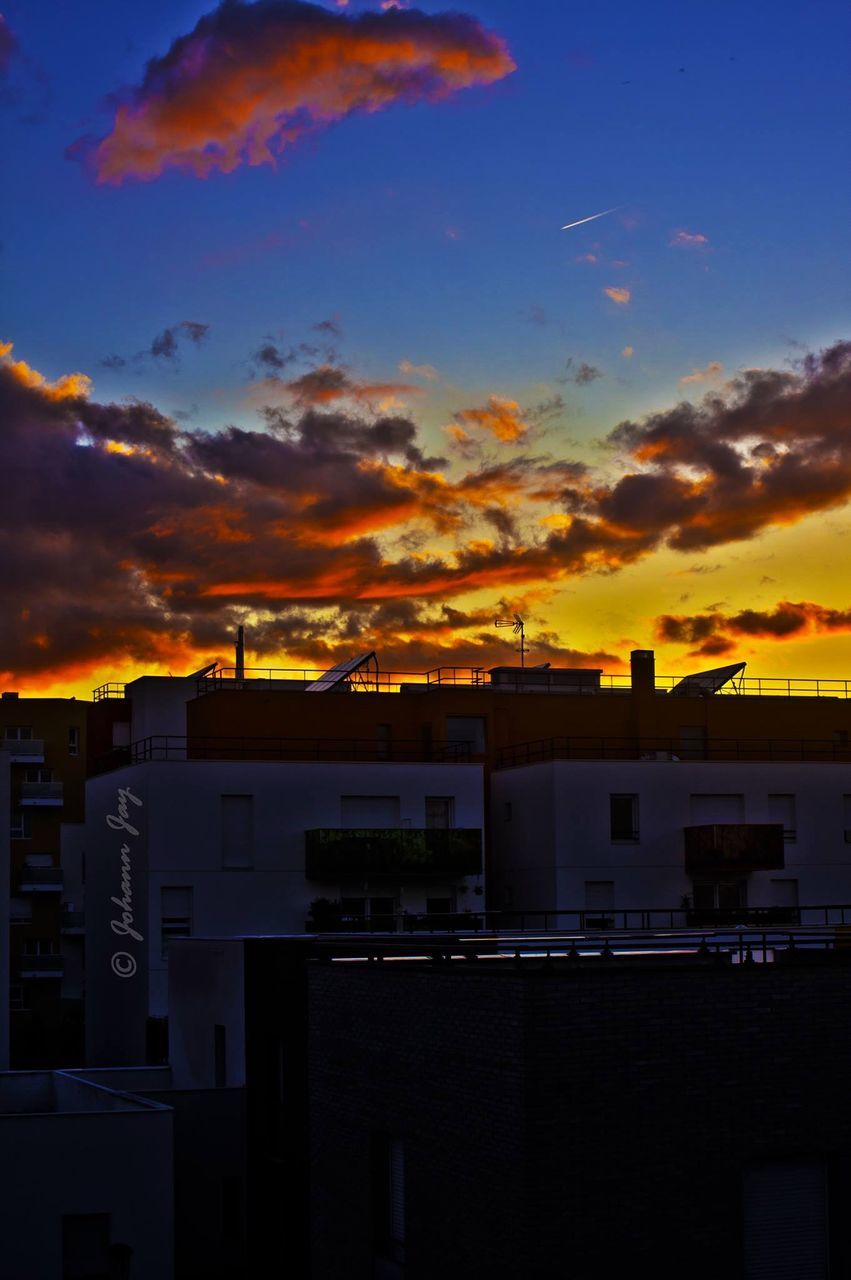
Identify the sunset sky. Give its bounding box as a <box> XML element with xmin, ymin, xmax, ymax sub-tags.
<box><xmin>2</xmin><ymin>0</ymin><xmax>850</xmax><ymax>697</ymax></box>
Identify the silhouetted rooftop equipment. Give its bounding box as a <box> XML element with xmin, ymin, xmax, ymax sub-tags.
<box><xmin>187</xmin><ymin>662</ymin><xmax>218</xmax><ymax>680</ymax></box>
<box><xmin>494</xmin><ymin>614</ymin><xmax>527</xmax><ymax>667</ymax></box>
<box><xmin>306</xmin><ymin>651</ymin><xmax>379</xmax><ymax>693</ymax></box>
<box><xmin>670</xmin><ymin>661</ymin><xmax>746</xmax><ymax>696</ymax></box>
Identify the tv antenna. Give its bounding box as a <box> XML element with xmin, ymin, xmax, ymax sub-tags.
<box><xmin>494</xmin><ymin>614</ymin><xmax>527</xmax><ymax>668</ymax></box>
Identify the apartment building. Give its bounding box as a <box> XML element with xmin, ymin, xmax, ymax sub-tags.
<box><xmin>1</xmin><ymin>692</ymin><xmax>88</xmax><ymax>1066</ymax></box>
<box><xmin>85</xmin><ymin>753</ymin><xmax>485</xmax><ymax>1065</ymax></box>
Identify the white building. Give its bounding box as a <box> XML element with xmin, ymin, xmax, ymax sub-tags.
<box><xmin>0</xmin><ymin>1069</ymin><xmax>173</xmax><ymax>1280</ymax></box>
<box><xmin>85</xmin><ymin>756</ymin><xmax>484</xmax><ymax>1064</ymax></box>
<box><xmin>491</xmin><ymin>758</ymin><xmax>851</xmax><ymax>921</ymax></box>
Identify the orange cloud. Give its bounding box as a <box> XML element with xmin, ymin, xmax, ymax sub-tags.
<box><xmin>0</xmin><ymin>340</ymin><xmax>90</xmax><ymax>401</ymax></box>
<box><xmin>670</xmin><ymin>229</ymin><xmax>709</xmax><ymax>248</ymax></box>
<box><xmin>603</xmin><ymin>287</ymin><xmax>631</xmax><ymax>306</ymax></box>
<box><xmin>679</xmin><ymin>360</ymin><xmax>723</xmax><ymax>387</ymax></box>
<box><xmin>452</xmin><ymin>396</ymin><xmax>530</xmax><ymax>443</ymax></box>
<box><xmin>83</xmin><ymin>2</ymin><xmax>515</xmax><ymax>184</ymax></box>
<box><xmin>399</xmin><ymin>358</ymin><xmax>439</xmax><ymax>381</ymax></box>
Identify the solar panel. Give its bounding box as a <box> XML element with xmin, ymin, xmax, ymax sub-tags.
<box><xmin>187</xmin><ymin>661</ymin><xmax>218</xmax><ymax>679</ymax></box>
<box><xmin>305</xmin><ymin>651</ymin><xmax>378</xmax><ymax>693</ymax></box>
<box><xmin>670</xmin><ymin>661</ymin><xmax>746</xmax><ymax>696</ymax></box>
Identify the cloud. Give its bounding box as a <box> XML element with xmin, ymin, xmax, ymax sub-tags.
<box><xmin>622</xmin><ymin>346</ymin><xmax>634</xmax><ymax>359</ymax></box>
<box><xmin>399</xmin><ymin>358</ymin><xmax>439</xmax><ymax>381</ymax></box>
<box><xmin>576</xmin><ymin>253</ymin><xmax>598</xmax><ymax>264</ymax></box>
<box><xmin>452</xmin><ymin>396</ymin><xmax>530</xmax><ymax>443</ymax></box>
<box><xmin>655</xmin><ymin>599</ymin><xmax>851</xmax><ymax>658</ymax></box>
<box><xmin>679</xmin><ymin>360</ymin><xmax>723</xmax><ymax>387</ymax></box>
<box><xmin>604</xmin><ymin>287</ymin><xmax>631</xmax><ymax>305</ymax></box>
<box><xmin>0</xmin><ymin>15</ymin><xmax>17</xmax><ymax>76</ymax></box>
<box><xmin>76</xmin><ymin>0</ymin><xmax>515</xmax><ymax>184</ymax></box>
<box><xmin>4</xmin><ymin>338</ymin><xmax>851</xmax><ymax>686</ymax></box>
<box><xmin>313</xmin><ymin>315</ymin><xmax>342</xmax><ymax>338</ymax></box>
<box><xmin>561</xmin><ymin>359</ymin><xmax>603</xmax><ymax>386</ymax></box>
<box><xmin>284</xmin><ymin>363</ymin><xmax>418</xmax><ymax>407</ymax></box>
<box><xmin>670</xmin><ymin>229</ymin><xmax>709</xmax><ymax>248</ymax></box>
<box><xmin>149</xmin><ymin>320</ymin><xmax>209</xmax><ymax>361</ymax></box>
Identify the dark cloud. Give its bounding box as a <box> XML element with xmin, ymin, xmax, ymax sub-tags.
<box><xmin>313</xmin><ymin>316</ymin><xmax>342</xmax><ymax>338</ymax></box>
<box><xmin>655</xmin><ymin>599</ymin><xmax>851</xmax><ymax>658</ymax></box>
<box><xmin>560</xmin><ymin>359</ymin><xmax>604</xmax><ymax>386</ymax></box>
<box><xmin>150</xmin><ymin>320</ymin><xmax>210</xmax><ymax>361</ymax></box>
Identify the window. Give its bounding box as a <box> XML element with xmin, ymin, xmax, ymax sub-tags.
<box><xmin>425</xmin><ymin>796</ymin><xmax>454</xmax><ymax>829</ymax></box>
<box><xmin>112</xmin><ymin>721</ymin><xmax>131</xmax><ymax>748</ymax></box>
<box><xmin>585</xmin><ymin>881</ymin><xmax>615</xmax><ymax>928</ymax></box>
<box><xmin>341</xmin><ymin>795</ymin><xmax>401</xmax><ymax>828</ymax></box>
<box><xmin>4</xmin><ymin>726</ymin><xmax>32</xmax><ymax>740</ymax></box>
<box><xmin>372</xmin><ymin>1133</ymin><xmax>405</xmax><ymax>1264</ymax></box>
<box><xmin>68</xmin><ymin>726</ymin><xmax>79</xmax><ymax>756</ymax></box>
<box><xmin>214</xmin><ymin>1024</ymin><xmax>227</xmax><ymax>1087</ymax></box>
<box><xmin>9</xmin><ymin>984</ymin><xmax>25</xmax><ymax>1011</ymax></box>
<box><xmin>692</xmin><ymin>880</ymin><xmax>747</xmax><ymax>911</ymax></box>
<box><xmin>610</xmin><ymin>794</ymin><xmax>639</xmax><ymax>841</ymax></box>
<box><xmin>844</xmin><ymin>795</ymin><xmax>851</xmax><ymax>843</ymax></box>
<box><xmin>62</xmin><ymin>1213</ymin><xmax>112</xmax><ymax>1280</ymax></box>
<box><xmin>25</xmin><ymin>766</ymin><xmax>53</xmax><ymax>783</ymax></box>
<box><xmin>768</xmin><ymin>794</ymin><xmax>796</xmax><ymax>842</ymax></box>
<box><xmin>446</xmin><ymin>715</ymin><xmax>486</xmax><ymax>754</ymax></box>
<box><xmin>504</xmin><ymin>801</ymin><xmax>513</xmax><ymax>822</ymax></box>
<box><xmin>770</xmin><ymin>879</ymin><xmax>799</xmax><ymax>908</ymax></box>
<box><xmin>23</xmin><ymin>938</ymin><xmax>58</xmax><ymax>956</ymax></box>
<box><xmin>743</xmin><ymin>1160</ymin><xmax>829</xmax><ymax>1279</ymax></box>
<box><xmin>221</xmin><ymin>794</ymin><xmax>254</xmax><ymax>868</ymax></box>
<box><xmin>10</xmin><ymin>810</ymin><xmax>30</xmax><ymax>839</ymax></box>
<box><xmin>161</xmin><ymin>886</ymin><xmax>193</xmax><ymax>959</ymax></box>
<box><xmin>690</xmin><ymin>793</ymin><xmax>745</xmax><ymax>824</ymax></box>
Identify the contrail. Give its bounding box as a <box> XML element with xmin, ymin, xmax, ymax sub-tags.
<box><xmin>560</xmin><ymin>207</ymin><xmax>619</xmax><ymax>231</ymax></box>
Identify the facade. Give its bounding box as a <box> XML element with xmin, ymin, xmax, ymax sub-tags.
<box><xmin>490</xmin><ymin>757</ymin><xmax>851</xmax><ymax>919</ymax></box>
<box><xmin>0</xmin><ymin>748</ymin><xmax>9</xmax><ymax>1068</ymax></box>
<box><xmin>1</xmin><ymin>692</ymin><xmax>88</xmax><ymax>1066</ymax></box>
<box><xmin>85</xmin><ymin>757</ymin><xmax>484</xmax><ymax>1064</ymax></box>
<box><xmin>0</xmin><ymin>1069</ymin><xmax>173</xmax><ymax>1280</ymax></box>
<box><xmin>308</xmin><ymin>945</ymin><xmax>851</xmax><ymax>1280</ymax></box>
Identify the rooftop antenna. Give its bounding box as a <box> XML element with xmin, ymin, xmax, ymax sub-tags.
<box><xmin>235</xmin><ymin>625</ymin><xmax>245</xmax><ymax>681</ymax></box>
<box><xmin>494</xmin><ymin>614</ymin><xmax>527</xmax><ymax>668</ymax></box>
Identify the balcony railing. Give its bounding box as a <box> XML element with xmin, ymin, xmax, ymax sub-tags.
<box><xmin>92</xmin><ymin>682</ymin><xmax>127</xmax><ymax>701</ymax></box>
<box><xmin>497</xmin><ymin>735</ymin><xmax>851</xmax><ymax>767</ymax></box>
<box><xmin>3</xmin><ymin>738</ymin><xmax>45</xmax><ymax>763</ymax></box>
<box><xmin>684</xmin><ymin>823</ymin><xmax>785</xmax><ymax>873</ymax></box>
<box><xmin>18</xmin><ymin>867</ymin><xmax>63</xmax><ymax>892</ymax></box>
<box><xmin>95</xmin><ymin>734</ymin><xmax>473</xmax><ymax>773</ymax></box>
<box><xmin>61</xmin><ymin>908</ymin><xmax>85</xmax><ymax>933</ymax></box>
<box><xmin>17</xmin><ymin>953</ymin><xmax>64</xmax><ymax>977</ymax></box>
<box><xmin>9</xmin><ymin>898</ymin><xmax>33</xmax><ymax>923</ymax></box>
<box><xmin>192</xmin><ymin>665</ymin><xmax>851</xmax><ymax>699</ymax></box>
<box><xmin>305</xmin><ymin>828</ymin><xmax>484</xmax><ymax>880</ymax></box>
<box><xmin>20</xmin><ymin>782</ymin><xmax>63</xmax><ymax>806</ymax></box>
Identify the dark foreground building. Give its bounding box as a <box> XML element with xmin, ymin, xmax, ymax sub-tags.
<box><xmin>307</xmin><ymin>943</ymin><xmax>851</xmax><ymax>1280</ymax></box>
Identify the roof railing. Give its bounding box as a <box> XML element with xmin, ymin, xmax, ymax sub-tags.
<box><xmin>497</xmin><ymin>734</ymin><xmax>851</xmax><ymax>767</ymax></box>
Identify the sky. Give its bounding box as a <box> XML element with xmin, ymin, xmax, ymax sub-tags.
<box><xmin>1</xmin><ymin>0</ymin><xmax>850</xmax><ymax>697</ymax></box>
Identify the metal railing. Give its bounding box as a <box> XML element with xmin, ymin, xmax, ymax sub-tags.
<box><xmin>497</xmin><ymin>735</ymin><xmax>851</xmax><ymax>768</ymax></box>
<box><xmin>18</xmin><ymin>867</ymin><xmax>63</xmax><ymax>890</ymax></box>
<box><xmin>95</xmin><ymin>733</ymin><xmax>474</xmax><ymax>773</ymax></box>
<box><xmin>306</xmin><ymin>903</ymin><xmax>851</xmax><ymax>934</ymax></box>
<box><xmin>310</xmin><ymin>926</ymin><xmax>851</xmax><ymax>965</ymax></box>
<box><xmin>92</xmin><ymin>682</ymin><xmax>127</xmax><ymax>701</ymax></box>
<box><xmin>3</xmin><ymin>738</ymin><xmax>45</xmax><ymax>761</ymax></box>
<box><xmin>92</xmin><ymin>665</ymin><xmax>851</xmax><ymax>700</ymax></box>
<box><xmin>20</xmin><ymin>781</ymin><xmax>64</xmax><ymax>804</ymax></box>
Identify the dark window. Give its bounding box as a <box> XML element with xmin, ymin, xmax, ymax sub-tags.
<box><xmin>214</xmin><ymin>1023</ymin><xmax>227</xmax><ymax>1087</ymax></box>
<box><xmin>610</xmin><ymin>794</ymin><xmax>639</xmax><ymax>841</ymax></box>
<box><xmin>372</xmin><ymin>1132</ymin><xmax>405</xmax><ymax>1264</ymax></box>
<box><xmin>376</xmin><ymin>723</ymin><xmax>391</xmax><ymax>760</ymax></box>
<box><xmin>68</xmin><ymin>726</ymin><xmax>80</xmax><ymax>756</ymax></box>
<box><xmin>161</xmin><ymin>886</ymin><xmax>193</xmax><ymax>959</ymax></box>
<box><xmin>62</xmin><ymin>1212</ymin><xmax>111</xmax><ymax>1280</ymax></box>
<box><xmin>10</xmin><ymin>810</ymin><xmax>30</xmax><ymax>839</ymax></box>
<box><xmin>446</xmin><ymin>716</ymin><xmax>486</xmax><ymax>754</ymax></box>
<box><xmin>425</xmin><ymin>796</ymin><xmax>454</xmax><ymax>828</ymax></box>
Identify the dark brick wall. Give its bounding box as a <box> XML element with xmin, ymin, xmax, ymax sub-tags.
<box><xmin>308</xmin><ymin>953</ymin><xmax>851</xmax><ymax>1280</ymax></box>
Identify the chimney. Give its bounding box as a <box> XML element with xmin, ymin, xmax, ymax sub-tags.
<box><xmin>630</xmin><ymin>649</ymin><xmax>655</xmax><ymax>696</ymax></box>
<box><xmin>235</xmin><ymin>626</ymin><xmax>245</xmax><ymax>681</ymax></box>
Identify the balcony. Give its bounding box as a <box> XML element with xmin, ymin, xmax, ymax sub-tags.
<box><xmin>18</xmin><ymin>867</ymin><xmax>63</xmax><ymax>892</ymax></box>
<box><xmin>9</xmin><ymin>897</ymin><xmax>33</xmax><ymax>924</ymax></box>
<box><xmin>3</xmin><ymin>738</ymin><xmax>44</xmax><ymax>763</ymax></box>
<box><xmin>61</xmin><ymin>908</ymin><xmax>85</xmax><ymax>934</ymax></box>
<box><xmin>305</xmin><ymin>828</ymin><xmax>483</xmax><ymax>880</ymax></box>
<box><xmin>20</xmin><ymin>782</ymin><xmax>63</xmax><ymax>806</ymax></box>
<box><xmin>684</xmin><ymin>824</ymin><xmax>785</xmax><ymax>874</ymax></box>
<box><xmin>18</xmin><ymin>954</ymin><xmax>64</xmax><ymax>979</ymax></box>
